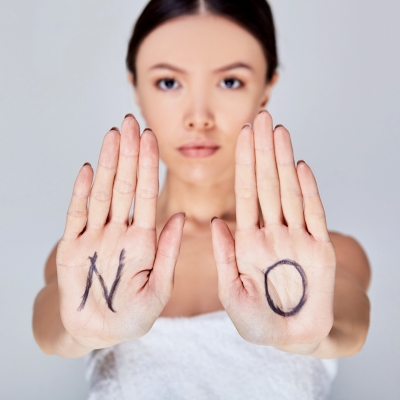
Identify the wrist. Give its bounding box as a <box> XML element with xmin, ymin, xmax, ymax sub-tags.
<box><xmin>54</xmin><ymin>330</ymin><xmax>95</xmax><ymax>358</ymax></box>
<box><xmin>274</xmin><ymin>340</ymin><xmax>321</xmax><ymax>356</ymax></box>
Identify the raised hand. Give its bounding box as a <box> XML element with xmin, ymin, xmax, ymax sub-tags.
<box><xmin>56</xmin><ymin>115</ymin><xmax>185</xmax><ymax>350</ymax></box>
<box><xmin>210</xmin><ymin>111</ymin><xmax>336</xmax><ymax>353</ymax></box>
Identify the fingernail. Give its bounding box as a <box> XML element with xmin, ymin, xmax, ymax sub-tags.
<box><xmin>242</xmin><ymin>123</ymin><xmax>252</xmax><ymax>130</ymax></box>
<box><xmin>275</xmin><ymin>124</ymin><xmax>284</xmax><ymax>129</ymax></box>
<box><xmin>210</xmin><ymin>216</ymin><xmax>218</xmax><ymax>225</ymax></box>
<box><xmin>110</xmin><ymin>127</ymin><xmax>119</xmax><ymax>132</ymax></box>
<box><xmin>297</xmin><ymin>159</ymin><xmax>305</xmax><ymax>166</ymax></box>
<box><xmin>143</xmin><ymin>127</ymin><xmax>153</xmax><ymax>133</ymax></box>
<box><xmin>124</xmin><ymin>113</ymin><xmax>134</xmax><ymax>119</ymax></box>
<box><xmin>83</xmin><ymin>162</ymin><xmax>91</xmax><ymax>167</ymax></box>
<box><xmin>258</xmin><ymin>109</ymin><xmax>268</xmax><ymax>114</ymax></box>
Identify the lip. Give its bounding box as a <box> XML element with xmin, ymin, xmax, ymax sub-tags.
<box><xmin>177</xmin><ymin>140</ymin><xmax>220</xmax><ymax>158</ymax></box>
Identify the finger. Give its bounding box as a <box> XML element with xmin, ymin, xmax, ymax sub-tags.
<box><xmin>210</xmin><ymin>217</ymin><xmax>243</xmax><ymax>304</ymax></box>
<box><xmin>109</xmin><ymin>115</ymin><xmax>140</xmax><ymax>225</ymax></box>
<box><xmin>274</xmin><ymin>126</ymin><xmax>305</xmax><ymax>229</ymax></box>
<box><xmin>63</xmin><ymin>163</ymin><xmax>93</xmax><ymax>241</ymax></box>
<box><xmin>131</xmin><ymin>129</ymin><xmax>159</xmax><ymax>230</ymax></box>
<box><xmin>253</xmin><ymin>111</ymin><xmax>283</xmax><ymax>225</ymax></box>
<box><xmin>235</xmin><ymin>124</ymin><xmax>259</xmax><ymax>231</ymax></box>
<box><xmin>297</xmin><ymin>161</ymin><xmax>330</xmax><ymax>241</ymax></box>
<box><xmin>87</xmin><ymin>129</ymin><xmax>120</xmax><ymax>230</ymax></box>
<box><xmin>148</xmin><ymin>212</ymin><xmax>186</xmax><ymax>304</ymax></box>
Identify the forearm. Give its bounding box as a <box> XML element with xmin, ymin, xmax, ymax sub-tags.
<box><xmin>310</xmin><ymin>270</ymin><xmax>370</xmax><ymax>358</ymax></box>
<box><xmin>274</xmin><ymin>268</ymin><xmax>370</xmax><ymax>358</ymax></box>
<box><xmin>32</xmin><ymin>281</ymin><xmax>94</xmax><ymax>358</ymax></box>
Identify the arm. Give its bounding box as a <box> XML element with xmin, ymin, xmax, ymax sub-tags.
<box><xmin>32</xmin><ymin>116</ymin><xmax>185</xmax><ymax>359</ymax></box>
<box><xmin>309</xmin><ymin>232</ymin><xmax>371</xmax><ymax>358</ymax></box>
<box><xmin>32</xmin><ymin>244</ymin><xmax>94</xmax><ymax>358</ymax></box>
<box><xmin>211</xmin><ymin>111</ymin><xmax>371</xmax><ymax>359</ymax></box>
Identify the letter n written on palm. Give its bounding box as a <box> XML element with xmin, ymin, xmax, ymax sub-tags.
<box><xmin>78</xmin><ymin>249</ymin><xmax>126</xmax><ymax>313</ymax></box>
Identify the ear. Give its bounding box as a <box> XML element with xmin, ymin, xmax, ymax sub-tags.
<box><xmin>128</xmin><ymin>72</ymin><xmax>142</xmax><ymax>109</ymax></box>
<box><xmin>259</xmin><ymin>72</ymin><xmax>279</xmax><ymax>109</ymax></box>
<box><xmin>127</xmin><ymin>72</ymin><xmax>134</xmax><ymax>85</ymax></box>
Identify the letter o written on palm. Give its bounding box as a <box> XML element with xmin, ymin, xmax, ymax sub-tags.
<box><xmin>210</xmin><ymin>111</ymin><xmax>336</xmax><ymax>348</ymax></box>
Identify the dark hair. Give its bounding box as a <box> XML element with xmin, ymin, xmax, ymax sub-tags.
<box><xmin>126</xmin><ymin>0</ymin><xmax>278</xmax><ymax>84</ymax></box>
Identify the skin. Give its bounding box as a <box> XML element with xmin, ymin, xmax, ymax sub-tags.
<box><xmin>32</xmin><ymin>14</ymin><xmax>371</xmax><ymax>359</ymax></box>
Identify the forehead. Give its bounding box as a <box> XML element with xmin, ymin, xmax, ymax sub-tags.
<box><xmin>136</xmin><ymin>14</ymin><xmax>267</xmax><ymax>73</ymax></box>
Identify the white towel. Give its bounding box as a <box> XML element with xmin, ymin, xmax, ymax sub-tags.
<box><xmin>85</xmin><ymin>310</ymin><xmax>337</xmax><ymax>400</ymax></box>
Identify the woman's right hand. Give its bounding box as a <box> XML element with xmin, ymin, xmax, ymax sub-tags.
<box><xmin>56</xmin><ymin>115</ymin><xmax>185</xmax><ymax>350</ymax></box>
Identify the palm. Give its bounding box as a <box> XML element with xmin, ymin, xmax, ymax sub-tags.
<box><xmin>58</xmin><ymin>228</ymin><xmax>156</xmax><ymax>347</ymax></box>
<box><xmin>235</xmin><ymin>226</ymin><xmax>335</xmax><ymax>346</ymax></box>
<box><xmin>211</xmin><ymin>112</ymin><xmax>335</xmax><ymax>351</ymax></box>
<box><xmin>57</xmin><ymin>116</ymin><xmax>185</xmax><ymax>350</ymax></box>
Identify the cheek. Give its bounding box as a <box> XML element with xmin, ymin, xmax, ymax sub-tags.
<box><xmin>215</xmin><ymin>90</ymin><xmax>261</xmax><ymax>137</ymax></box>
<box><xmin>137</xmin><ymin>90</ymin><xmax>181</xmax><ymax>167</ymax></box>
<box><xmin>137</xmin><ymin>90</ymin><xmax>182</xmax><ymax>157</ymax></box>
<box><xmin>139</xmin><ymin>91</ymin><xmax>178</xmax><ymax>129</ymax></box>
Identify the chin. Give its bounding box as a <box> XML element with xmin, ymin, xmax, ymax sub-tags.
<box><xmin>176</xmin><ymin>163</ymin><xmax>228</xmax><ymax>186</ymax></box>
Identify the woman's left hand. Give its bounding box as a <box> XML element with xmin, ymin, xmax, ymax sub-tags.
<box><xmin>210</xmin><ymin>111</ymin><xmax>336</xmax><ymax>354</ymax></box>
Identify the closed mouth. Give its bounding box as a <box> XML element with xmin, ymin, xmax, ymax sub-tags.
<box><xmin>177</xmin><ymin>141</ymin><xmax>220</xmax><ymax>157</ymax></box>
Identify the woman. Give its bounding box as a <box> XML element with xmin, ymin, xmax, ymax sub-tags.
<box><xmin>33</xmin><ymin>0</ymin><xmax>371</xmax><ymax>398</ymax></box>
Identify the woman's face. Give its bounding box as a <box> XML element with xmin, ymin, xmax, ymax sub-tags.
<box><xmin>133</xmin><ymin>14</ymin><xmax>275</xmax><ymax>185</ymax></box>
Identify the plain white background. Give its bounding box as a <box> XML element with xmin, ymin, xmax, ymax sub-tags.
<box><xmin>0</xmin><ymin>0</ymin><xmax>399</xmax><ymax>398</ymax></box>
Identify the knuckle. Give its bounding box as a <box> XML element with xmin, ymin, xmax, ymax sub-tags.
<box><xmin>235</xmin><ymin>160</ymin><xmax>253</xmax><ymax>167</ymax></box>
<box><xmin>255</xmin><ymin>146</ymin><xmax>273</xmax><ymax>153</ymax></box>
<box><xmin>257</xmin><ymin>180</ymin><xmax>280</xmax><ymax>192</ymax></box>
<box><xmin>108</xmin><ymin>217</ymin><xmax>128</xmax><ymax>226</ymax></box>
<box><xmin>277</xmin><ymin>160</ymin><xmax>295</xmax><ymax>167</ymax></box>
<box><xmin>306</xmin><ymin>210</ymin><xmax>326</xmax><ymax>221</ymax></box>
<box><xmin>216</xmin><ymin>254</ymin><xmax>237</xmax><ymax>266</ymax></box>
<box><xmin>67</xmin><ymin>208</ymin><xmax>87</xmax><ymax>219</ymax></box>
<box><xmin>302</xmin><ymin>190</ymin><xmax>319</xmax><ymax>199</ymax></box>
<box><xmin>98</xmin><ymin>161</ymin><xmax>116</xmax><ymax>171</ymax></box>
<box><xmin>114</xmin><ymin>178</ymin><xmax>135</xmax><ymax>195</ymax></box>
<box><xmin>157</xmin><ymin>247</ymin><xmax>178</xmax><ymax>260</ymax></box>
<box><xmin>313</xmin><ymin>211</ymin><xmax>326</xmax><ymax>220</ymax></box>
<box><xmin>138</xmin><ymin>163</ymin><xmax>158</xmax><ymax>171</ymax></box>
<box><xmin>235</xmin><ymin>185</ymin><xmax>257</xmax><ymax>199</ymax></box>
<box><xmin>281</xmin><ymin>189</ymin><xmax>302</xmax><ymax>200</ymax></box>
<box><xmin>257</xmin><ymin>165</ymin><xmax>277</xmax><ymax>176</ymax></box>
<box><xmin>288</xmin><ymin>222</ymin><xmax>304</xmax><ymax>231</ymax></box>
<box><xmin>88</xmin><ymin>221</ymin><xmax>105</xmax><ymax>231</ymax></box>
<box><xmin>91</xmin><ymin>189</ymin><xmax>112</xmax><ymax>202</ymax></box>
<box><xmin>120</xmin><ymin>150</ymin><xmax>139</xmax><ymax>159</ymax></box>
<box><xmin>136</xmin><ymin>188</ymin><xmax>158</xmax><ymax>199</ymax></box>
<box><xmin>152</xmin><ymin>287</ymin><xmax>171</xmax><ymax>308</ymax></box>
<box><xmin>72</xmin><ymin>190</ymin><xmax>88</xmax><ymax>199</ymax></box>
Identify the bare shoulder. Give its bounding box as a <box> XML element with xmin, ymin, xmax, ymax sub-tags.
<box><xmin>329</xmin><ymin>231</ymin><xmax>371</xmax><ymax>291</ymax></box>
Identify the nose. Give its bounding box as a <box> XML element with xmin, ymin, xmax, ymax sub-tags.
<box><xmin>184</xmin><ymin>115</ymin><xmax>214</xmax><ymax>130</ymax></box>
<box><xmin>183</xmin><ymin>96</ymin><xmax>215</xmax><ymax>131</ymax></box>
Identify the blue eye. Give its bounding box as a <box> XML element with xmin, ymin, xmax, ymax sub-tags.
<box><xmin>157</xmin><ymin>78</ymin><xmax>179</xmax><ymax>90</ymax></box>
<box><xmin>220</xmin><ymin>78</ymin><xmax>242</xmax><ymax>89</ymax></box>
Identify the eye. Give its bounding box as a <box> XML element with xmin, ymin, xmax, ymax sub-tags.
<box><xmin>220</xmin><ymin>78</ymin><xmax>243</xmax><ymax>89</ymax></box>
<box><xmin>157</xmin><ymin>78</ymin><xmax>179</xmax><ymax>90</ymax></box>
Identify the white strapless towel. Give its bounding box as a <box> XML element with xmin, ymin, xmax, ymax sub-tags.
<box><xmin>85</xmin><ymin>310</ymin><xmax>337</xmax><ymax>400</ymax></box>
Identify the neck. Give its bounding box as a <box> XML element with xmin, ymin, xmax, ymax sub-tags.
<box><xmin>157</xmin><ymin>169</ymin><xmax>236</xmax><ymax>230</ymax></box>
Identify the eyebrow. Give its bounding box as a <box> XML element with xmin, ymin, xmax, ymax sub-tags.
<box><xmin>148</xmin><ymin>62</ymin><xmax>254</xmax><ymax>73</ymax></box>
<box><xmin>214</xmin><ymin>62</ymin><xmax>254</xmax><ymax>73</ymax></box>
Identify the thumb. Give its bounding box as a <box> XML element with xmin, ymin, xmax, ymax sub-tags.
<box><xmin>210</xmin><ymin>217</ymin><xmax>243</xmax><ymax>305</ymax></box>
<box><xmin>149</xmin><ymin>212</ymin><xmax>185</xmax><ymax>304</ymax></box>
